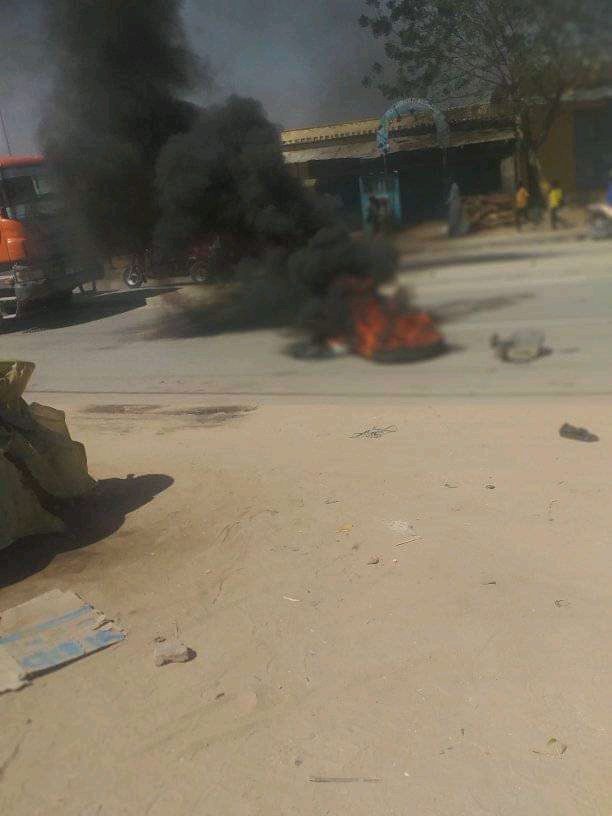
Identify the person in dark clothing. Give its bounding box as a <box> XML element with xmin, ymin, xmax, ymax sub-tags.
<box><xmin>367</xmin><ymin>194</ymin><xmax>381</xmax><ymax>237</ymax></box>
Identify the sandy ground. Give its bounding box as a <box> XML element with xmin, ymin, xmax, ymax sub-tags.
<box><xmin>1</xmin><ymin>398</ymin><xmax>610</xmax><ymax>815</ymax></box>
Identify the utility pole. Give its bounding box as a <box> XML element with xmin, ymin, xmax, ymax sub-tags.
<box><xmin>0</xmin><ymin>108</ymin><xmax>13</xmax><ymax>155</ymax></box>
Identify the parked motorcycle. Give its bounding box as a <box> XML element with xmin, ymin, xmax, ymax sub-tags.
<box><xmin>123</xmin><ymin>250</ymin><xmax>151</xmax><ymax>288</ymax></box>
<box><xmin>587</xmin><ymin>203</ymin><xmax>612</xmax><ymax>239</ymax></box>
<box><xmin>187</xmin><ymin>236</ymin><xmax>222</xmax><ymax>283</ymax></box>
<box><xmin>122</xmin><ymin>240</ymin><xmax>221</xmax><ymax>289</ymax></box>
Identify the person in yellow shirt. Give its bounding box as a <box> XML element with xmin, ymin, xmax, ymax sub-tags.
<box><xmin>548</xmin><ymin>180</ymin><xmax>564</xmax><ymax>229</ymax></box>
<box><xmin>515</xmin><ymin>181</ymin><xmax>529</xmax><ymax>230</ymax></box>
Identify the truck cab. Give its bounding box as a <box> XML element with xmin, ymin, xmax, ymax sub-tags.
<box><xmin>0</xmin><ymin>155</ymin><xmax>103</xmax><ymax>321</ymax></box>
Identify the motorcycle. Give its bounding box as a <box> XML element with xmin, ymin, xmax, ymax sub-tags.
<box><xmin>187</xmin><ymin>236</ymin><xmax>222</xmax><ymax>283</ymax></box>
<box><xmin>122</xmin><ymin>250</ymin><xmax>151</xmax><ymax>288</ymax></box>
<box><xmin>586</xmin><ymin>202</ymin><xmax>612</xmax><ymax>239</ymax></box>
<box><xmin>122</xmin><ymin>238</ymin><xmax>222</xmax><ymax>289</ymax></box>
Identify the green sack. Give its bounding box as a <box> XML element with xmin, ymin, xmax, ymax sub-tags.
<box><xmin>0</xmin><ymin>428</ymin><xmax>65</xmax><ymax>551</ymax></box>
<box><xmin>0</xmin><ymin>361</ymin><xmax>95</xmax><ymax>550</ymax></box>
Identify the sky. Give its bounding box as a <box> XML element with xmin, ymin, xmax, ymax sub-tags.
<box><xmin>0</xmin><ymin>0</ymin><xmax>388</xmax><ymax>155</ymax></box>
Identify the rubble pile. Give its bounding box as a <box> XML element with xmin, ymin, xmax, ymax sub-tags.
<box><xmin>463</xmin><ymin>193</ymin><xmax>515</xmax><ymax>231</ymax></box>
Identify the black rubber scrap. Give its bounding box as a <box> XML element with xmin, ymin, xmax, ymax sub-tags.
<box><xmin>559</xmin><ymin>423</ymin><xmax>599</xmax><ymax>443</ymax></box>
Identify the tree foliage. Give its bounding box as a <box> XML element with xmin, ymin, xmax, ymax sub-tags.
<box><xmin>360</xmin><ymin>0</ymin><xmax>611</xmax><ymax>193</ymax></box>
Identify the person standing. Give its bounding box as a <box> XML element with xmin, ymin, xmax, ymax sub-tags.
<box><xmin>515</xmin><ymin>181</ymin><xmax>529</xmax><ymax>231</ymax></box>
<box><xmin>447</xmin><ymin>181</ymin><xmax>463</xmax><ymax>238</ymax></box>
<box><xmin>366</xmin><ymin>194</ymin><xmax>381</xmax><ymax>238</ymax></box>
<box><xmin>548</xmin><ymin>180</ymin><xmax>564</xmax><ymax>230</ymax></box>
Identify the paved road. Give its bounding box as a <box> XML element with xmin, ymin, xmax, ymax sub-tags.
<box><xmin>2</xmin><ymin>231</ymin><xmax>610</xmax><ymax>399</ymax></box>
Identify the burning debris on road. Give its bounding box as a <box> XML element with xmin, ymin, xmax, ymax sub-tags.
<box><xmin>40</xmin><ymin>0</ymin><xmax>447</xmax><ymax>363</ymax></box>
<box><xmin>291</xmin><ymin>276</ymin><xmax>447</xmax><ymax>362</ymax></box>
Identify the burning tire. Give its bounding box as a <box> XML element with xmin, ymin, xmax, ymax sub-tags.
<box><xmin>370</xmin><ymin>339</ymin><xmax>448</xmax><ymax>363</ymax></box>
<box><xmin>292</xmin><ymin>284</ymin><xmax>447</xmax><ymax>363</ymax></box>
<box><xmin>348</xmin><ymin>288</ymin><xmax>447</xmax><ymax>363</ymax></box>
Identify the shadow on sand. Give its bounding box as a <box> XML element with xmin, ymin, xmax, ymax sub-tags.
<box><xmin>2</xmin><ymin>287</ymin><xmax>178</xmax><ymax>334</ymax></box>
<box><xmin>0</xmin><ymin>473</ymin><xmax>174</xmax><ymax>589</ymax></box>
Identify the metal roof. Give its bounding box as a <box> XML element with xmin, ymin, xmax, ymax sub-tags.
<box><xmin>281</xmin><ymin>103</ymin><xmax>510</xmax><ymax>146</ymax></box>
<box><xmin>281</xmin><ymin>86</ymin><xmax>612</xmax><ymax>147</ymax></box>
<box><xmin>283</xmin><ymin>127</ymin><xmax>515</xmax><ymax>164</ymax></box>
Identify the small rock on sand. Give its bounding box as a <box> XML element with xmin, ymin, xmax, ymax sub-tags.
<box><xmin>153</xmin><ymin>638</ymin><xmax>193</xmax><ymax>667</ymax></box>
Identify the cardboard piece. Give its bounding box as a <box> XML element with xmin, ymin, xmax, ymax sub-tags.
<box><xmin>0</xmin><ymin>589</ymin><xmax>125</xmax><ymax>693</ymax></box>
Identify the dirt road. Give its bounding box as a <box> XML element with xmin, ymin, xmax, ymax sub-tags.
<box><xmin>0</xmin><ymin>230</ymin><xmax>610</xmax><ymax>399</ymax></box>
<box><xmin>1</xmin><ymin>398</ymin><xmax>610</xmax><ymax>815</ymax></box>
<box><xmin>1</xmin><ymin>232</ymin><xmax>610</xmax><ymax>814</ymax></box>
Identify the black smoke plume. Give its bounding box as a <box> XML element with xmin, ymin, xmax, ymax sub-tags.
<box><xmin>41</xmin><ymin>0</ymin><xmax>398</xmax><ymax>335</ymax></box>
<box><xmin>154</xmin><ymin>95</ymin><xmax>327</xmax><ymax>258</ymax></box>
<box><xmin>40</xmin><ymin>0</ymin><xmax>202</xmax><ymax>261</ymax></box>
<box><xmin>154</xmin><ymin>94</ymin><xmax>398</xmax><ymax>335</ymax></box>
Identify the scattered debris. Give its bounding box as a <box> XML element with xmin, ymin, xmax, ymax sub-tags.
<box><xmin>308</xmin><ymin>777</ymin><xmax>383</xmax><ymax>783</ymax></box>
<box><xmin>350</xmin><ymin>425</ymin><xmax>398</xmax><ymax>439</ymax></box>
<box><xmin>367</xmin><ymin>556</ymin><xmax>381</xmax><ymax>566</ymax></box>
<box><xmin>533</xmin><ymin>737</ymin><xmax>567</xmax><ymax>757</ymax></box>
<box><xmin>153</xmin><ymin>637</ymin><xmax>194</xmax><ymax>667</ymax></box>
<box><xmin>0</xmin><ymin>590</ymin><xmax>125</xmax><ymax>693</ymax></box>
<box><xmin>490</xmin><ymin>329</ymin><xmax>549</xmax><ymax>363</ymax></box>
<box><xmin>294</xmin><ymin>757</ymin><xmax>304</xmax><ymax>767</ymax></box>
<box><xmin>386</xmin><ymin>520</ymin><xmax>415</xmax><ymax>535</ymax></box>
<box><xmin>559</xmin><ymin>423</ymin><xmax>599</xmax><ymax>443</ymax></box>
<box><xmin>444</xmin><ymin>482</ymin><xmax>459</xmax><ymax>489</ymax></box>
<box><xmin>324</xmin><ymin>497</ymin><xmax>340</xmax><ymax>504</ymax></box>
<box><xmin>554</xmin><ymin>599</ymin><xmax>571</xmax><ymax>608</ymax></box>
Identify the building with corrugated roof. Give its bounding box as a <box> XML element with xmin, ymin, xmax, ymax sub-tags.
<box><xmin>281</xmin><ymin>87</ymin><xmax>612</xmax><ymax>225</ymax></box>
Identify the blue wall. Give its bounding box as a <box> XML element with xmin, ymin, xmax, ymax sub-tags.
<box><xmin>574</xmin><ymin>100</ymin><xmax>612</xmax><ymax>190</ymax></box>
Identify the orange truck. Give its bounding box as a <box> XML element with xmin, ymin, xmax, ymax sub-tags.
<box><xmin>0</xmin><ymin>155</ymin><xmax>103</xmax><ymax>323</ymax></box>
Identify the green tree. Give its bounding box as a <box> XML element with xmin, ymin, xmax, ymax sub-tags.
<box><xmin>360</xmin><ymin>0</ymin><xmax>610</xmax><ymax>200</ymax></box>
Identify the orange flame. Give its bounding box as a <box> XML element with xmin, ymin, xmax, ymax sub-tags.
<box><xmin>348</xmin><ymin>294</ymin><xmax>443</xmax><ymax>362</ymax></box>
